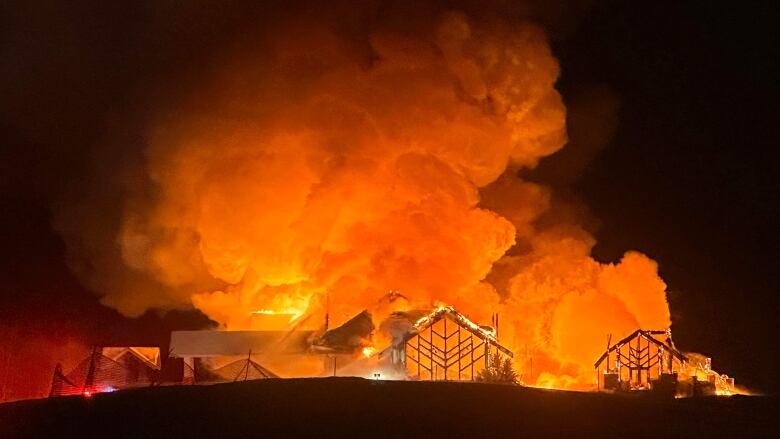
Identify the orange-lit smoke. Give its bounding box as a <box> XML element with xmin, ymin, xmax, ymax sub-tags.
<box><xmin>100</xmin><ymin>12</ymin><xmax>669</xmax><ymax>388</ymax></box>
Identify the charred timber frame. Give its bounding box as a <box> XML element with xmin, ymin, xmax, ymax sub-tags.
<box><xmin>594</xmin><ymin>329</ymin><xmax>688</xmax><ymax>389</ymax></box>
<box><xmin>394</xmin><ymin>307</ymin><xmax>513</xmax><ymax>381</ymax></box>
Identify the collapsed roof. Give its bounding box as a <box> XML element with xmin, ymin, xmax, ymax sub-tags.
<box><xmin>312</xmin><ymin>310</ymin><xmax>375</xmax><ymax>354</ymax></box>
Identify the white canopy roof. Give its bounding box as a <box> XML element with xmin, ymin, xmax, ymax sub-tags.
<box><xmin>169</xmin><ymin>330</ymin><xmax>314</xmax><ymax>358</ymax></box>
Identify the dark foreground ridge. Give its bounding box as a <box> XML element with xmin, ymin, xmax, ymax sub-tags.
<box><xmin>0</xmin><ymin>377</ymin><xmax>775</xmax><ymax>438</ymax></box>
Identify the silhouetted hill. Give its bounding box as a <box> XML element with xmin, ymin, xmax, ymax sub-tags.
<box><xmin>0</xmin><ymin>378</ymin><xmax>775</xmax><ymax>438</ymax></box>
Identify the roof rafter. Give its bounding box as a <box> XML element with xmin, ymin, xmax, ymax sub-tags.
<box><xmin>594</xmin><ymin>329</ymin><xmax>687</xmax><ymax>369</ymax></box>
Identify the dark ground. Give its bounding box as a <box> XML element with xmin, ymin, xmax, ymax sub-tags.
<box><xmin>0</xmin><ymin>378</ymin><xmax>775</xmax><ymax>438</ymax></box>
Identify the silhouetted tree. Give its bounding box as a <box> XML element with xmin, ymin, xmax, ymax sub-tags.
<box><xmin>476</xmin><ymin>352</ymin><xmax>518</xmax><ymax>384</ymax></box>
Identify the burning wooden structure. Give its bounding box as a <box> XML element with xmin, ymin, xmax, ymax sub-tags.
<box><xmin>311</xmin><ymin>310</ymin><xmax>375</xmax><ymax>355</ymax></box>
<box><xmin>594</xmin><ymin>329</ymin><xmax>687</xmax><ymax>393</ymax></box>
<box><xmin>382</xmin><ymin>306</ymin><xmax>513</xmax><ymax>381</ymax></box>
<box><xmin>167</xmin><ymin>305</ymin><xmax>512</xmax><ymax>383</ymax></box>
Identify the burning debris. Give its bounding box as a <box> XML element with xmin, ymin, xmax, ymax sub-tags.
<box><xmin>594</xmin><ymin>329</ymin><xmax>737</xmax><ymax>396</ymax></box>
<box><xmin>312</xmin><ymin>310</ymin><xmax>375</xmax><ymax>354</ymax></box>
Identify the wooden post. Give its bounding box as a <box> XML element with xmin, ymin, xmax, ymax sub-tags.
<box><xmin>183</xmin><ymin>357</ymin><xmax>195</xmax><ymax>384</ymax></box>
<box><xmin>413</xmin><ymin>336</ymin><xmax>418</xmax><ymax>378</ymax></box>
<box><xmin>83</xmin><ymin>346</ymin><xmax>100</xmax><ymax>394</ymax></box>
<box><xmin>430</xmin><ymin>324</ymin><xmax>434</xmax><ymax>380</ymax></box>
<box><xmin>443</xmin><ymin>317</ymin><xmax>448</xmax><ymax>380</ymax></box>
<box><xmin>470</xmin><ymin>338</ymin><xmax>474</xmax><ymax>380</ymax></box>
<box><xmin>484</xmin><ymin>341</ymin><xmax>490</xmax><ymax>371</ymax></box>
<box><xmin>245</xmin><ymin>350</ymin><xmax>252</xmax><ymax>381</ymax></box>
<box><xmin>457</xmin><ymin>324</ymin><xmax>462</xmax><ymax>381</ymax></box>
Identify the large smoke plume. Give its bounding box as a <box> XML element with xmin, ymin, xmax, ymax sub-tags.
<box><xmin>7</xmin><ymin>1</ymin><xmax>669</xmax><ymax>388</ymax></box>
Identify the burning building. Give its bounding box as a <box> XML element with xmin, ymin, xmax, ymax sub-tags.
<box><xmin>594</xmin><ymin>329</ymin><xmax>686</xmax><ymax>394</ymax></box>
<box><xmin>167</xmin><ymin>303</ymin><xmax>512</xmax><ymax>384</ymax></box>
<box><xmin>47</xmin><ymin>304</ymin><xmax>739</xmax><ymax>398</ymax></box>
<box><xmin>594</xmin><ymin>329</ymin><xmax>737</xmax><ymax>396</ymax></box>
<box><xmin>35</xmin><ymin>4</ymin><xmax>744</xmax><ymax>395</ymax></box>
<box><xmin>380</xmin><ymin>306</ymin><xmax>512</xmax><ymax>381</ymax></box>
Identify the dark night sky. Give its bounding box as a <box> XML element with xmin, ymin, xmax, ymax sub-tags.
<box><xmin>1</xmin><ymin>0</ymin><xmax>778</xmax><ymax>396</ymax></box>
<box><xmin>555</xmin><ymin>0</ymin><xmax>778</xmax><ymax>392</ymax></box>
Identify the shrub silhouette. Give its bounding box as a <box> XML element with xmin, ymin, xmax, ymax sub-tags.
<box><xmin>476</xmin><ymin>352</ymin><xmax>518</xmax><ymax>384</ymax></box>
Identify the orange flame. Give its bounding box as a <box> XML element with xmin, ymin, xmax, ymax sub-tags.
<box><xmin>100</xmin><ymin>12</ymin><xmax>679</xmax><ymax>389</ymax></box>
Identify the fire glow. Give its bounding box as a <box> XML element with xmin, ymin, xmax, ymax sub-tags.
<box><xmin>58</xmin><ymin>10</ymin><xmax>736</xmax><ymax>392</ymax></box>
